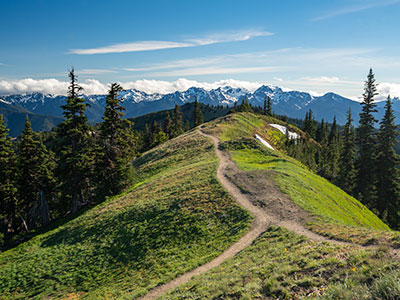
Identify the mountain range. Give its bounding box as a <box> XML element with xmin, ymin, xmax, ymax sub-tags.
<box><xmin>1</xmin><ymin>85</ymin><xmax>398</xmax><ymax>136</ymax></box>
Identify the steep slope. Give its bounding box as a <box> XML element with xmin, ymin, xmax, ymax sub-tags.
<box><xmin>0</xmin><ymin>131</ymin><xmax>251</xmax><ymax>299</ymax></box>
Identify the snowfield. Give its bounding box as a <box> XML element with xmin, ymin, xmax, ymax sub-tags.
<box><xmin>254</xmin><ymin>134</ymin><xmax>274</xmax><ymax>150</ymax></box>
<box><xmin>269</xmin><ymin>124</ymin><xmax>299</xmax><ymax>140</ymax></box>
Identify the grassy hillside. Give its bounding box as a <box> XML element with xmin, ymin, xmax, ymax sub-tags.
<box><xmin>161</xmin><ymin>227</ymin><xmax>399</xmax><ymax>299</ymax></box>
<box><xmin>203</xmin><ymin>113</ymin><xmax>390</xmax><ymax>235</ymax></box>
<box><xmin>0</xmin><ymin>130</ymin><xmax>251</xmax><ymax>299</ymax></box>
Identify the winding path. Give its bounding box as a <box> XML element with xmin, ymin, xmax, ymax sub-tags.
<box><xmin>138</xmin><ymin>130</ymin><xmax>396</xmax><ymax>300</ymax></box>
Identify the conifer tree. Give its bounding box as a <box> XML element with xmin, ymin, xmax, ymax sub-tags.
<box><xmin>56</xmin><ymin>69</ymin><xmax>93</xmax><ymax>214</ymax></box>
<box><xmin>184</xmin><ymin>119</ymin><xmax>190</xmax><ymax>131</ymax></box>
<box><xmin>95</xmin><ymin>83</ymin><xmax>136</xmax><ymax>198</ymax></box>
<box><xmin>327</xmin><ymin>116</ymin><xmax>339</xmax><ymax>181</ymax></box>
<box><xmin>263</xmin><ymin>96</ymin><xmax>267</xmax><ymax>115</ymax></box>
<box><xmin>0</xmin><ymin>114</ymin><xmax>18</xmax><ymax>245</ymax></box>
<box><xmin>171</xmin><ymin>105</ymin><xmax>183</xmax><ymax>137</ymax></box>
<box><xmin>267</xmin><ymin>96</ymin><xmax>272</xmax><ymax>116</ymax></box>
<box><xmin>193</xmin><ymin>96</ymin><xmax>203</xmax><ymax>127</ymax></box>
<box><xmin>375</xmin><ymin>96</ymin><xmax>400</xmax><ymax>226</ymax></box>
<box><xmin>151</xmin><ymin>120</ymin><xmax>168</xmax><ymax>147</ymax></box>
<box><xmin>17</xmin><ymin>116</ymin><xmax>53</xmax><ymax>229</ymax></box>
<box><xmin>163</xmin><ymin>111</ymin><xmax>172</xmax><ymax>138</ymax></box>
<box><xmin>355</xmin><ymin>68</ymin><xmax>378</xmax><ymax>207</ymax></box>
<box><xmin>337</xmin><ymin>109</ymin><xmax>356</xmax><ymax>195</ymax></box>
<box><xmin>303</xmin><ymin>110</ymin><xmax>316</xmax><ymax>139</ymax></box>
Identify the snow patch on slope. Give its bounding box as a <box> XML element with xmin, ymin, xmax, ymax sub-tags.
<box><xmin>254</xmin><ymin>134</ymin><xmax>274</xmax><ymax>150</ymax></box>
<box><xmin>269</xmin><ymin>124</ymin><xmax>299</xmax><ymax>140</ymax></box>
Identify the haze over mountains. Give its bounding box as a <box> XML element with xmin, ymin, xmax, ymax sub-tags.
<box><xmin>1</xmin><ymin>84</ymin><xmax>398</xmax><ymax>136</ymax></box>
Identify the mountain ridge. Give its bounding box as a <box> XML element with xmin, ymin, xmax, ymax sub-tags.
<box><xmin>1</xmin><ymin>85</ymin><xmax>398</xmax><ymax>129</ymax></box>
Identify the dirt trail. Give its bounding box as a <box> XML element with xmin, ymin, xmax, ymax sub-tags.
<box><xmin>139</xmin><ymin>130</ymin><xmax>398</xmax><ymax>300</ymax></box>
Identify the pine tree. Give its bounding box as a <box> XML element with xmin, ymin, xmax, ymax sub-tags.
<box><xmin>56</xmin><ymin>69</ymin><xmax>93</xmax><ymax>214</ymax></box>
<box><xmin>163</xmin><ymin>111</ymin><xmax>172</xmax><ymax>138</ymax></box>
<box><xmin>152</xmin><ymin>120</ymin><xmax>168</xmax><ymax>146</ymax></box>
<box><xmin>17</xmin><ymin>116</ymin><xmax>53</xmax><ymax>229</ymax></box>
<box><xmin>171</xmin><ymin>105</ymin><xmax>183</xmax><ymax>137</ymax></box>
<box><xmin>263</xmin><ymin>96</ymin><xmax>267</xmax><ymax>115</ymax></box>
<box><xmin>327</xmin><ymin>116</ymin><xmax>339</xmax><ymax>181</ymax></box>
<box><xmin>337</xmin><ymin>109</ymin><xmax>356</xmax><ymax>195</ymax></box>
<box><xmin>375</xmin><ymin>96</ymin><xmax>400</xmax><ymax>226</ymax></box>
<box><xmin>95</xmin><ymin>83</ymin><xmax>136</xmax><ymax>198</ymax></box>
<box><xmin>193</xmin><ymin>96</ymin><xmax>203</xmax><ymax>127</ymax></box>
<box><xmin>0</xmin><ymin>114</ymin><xmax>17</xmax><ymax>245</ymax></box>
<box><xmin>303</xmin><ymin>110</ymin><xmax>316</xmax><ymax>138</ymax></box>
<box><xmin>355</xmin><ymin>68</ymin><xmax>378</xmax><ymax>207</ymax></box>
<box><xmin>267</xmin><ymin>96</ymin><xmax>272</xmax><ymax>116</ymax></box>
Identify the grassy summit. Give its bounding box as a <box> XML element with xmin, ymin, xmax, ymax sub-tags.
<box><xmin>0</xmin><ymin>112</ymin><xmax>398</xmax><ymax>299</ymax></box>
<box><xmin>0</xmin><ymin>130</ymin><xmax>250</xmax><ymax>299</ymax></box>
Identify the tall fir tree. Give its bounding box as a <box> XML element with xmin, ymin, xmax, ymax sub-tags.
<box><xmin>355</xmin><ymin>68</ymin><xmax>378</xmax><ymax>207</ymax></box>
<box><xmin>303</xmin><ymin>110</ymin><xmax>316</xmax><ymax>139</ymax></box>
<box><xmin>163</xmin><ymin>111</ymin><xmax>172</xmax><ymax>138</ymax></box>
<box><xmin>263</xmin><ymin>96</ymin><xmax>267</xmax><ymax>115</ymax></box>
<box><xmin>95</xmin><ymin>83</ymin><xmax>136</xmax><ymax>198</ymax></box>
<box><xmin>171</xmin><ymin>105</ymin><xmax>183</xmax><ymax>137</ymax></box>
<box><xmin>267</xmin><ymin>96</ymin><xmax>272</xmax><ymax>116</ymax></box>
<box><xmin>337</xmin><ymin>109</ymin><xmax>356</xmax><ymax>195</ymax></box>
<box><xmin>193</xmin><ymin>96</ymin><xmax>204</xmax><ymax>127</ymax></box>
<box><xmin>0</xmin><ymin>114</ymin><xmax>18</xmax><ymax>245</ymax></box>
<box><xmin>375</xmin><ymin>96</ymin><xmax>400</xmax><ymax>226</ymax></box>
<box><xmin>56</xmin><ymin>69</ymin><xmax>93</xmax><ymax>214</ymax></box>
<box><xmin>327</xmin><ymin>116</ymin><xmax>340</xmax><ymax>181</ymax></box>
<box><xmin>17</xmin><ymin>116</ymin><xmax>53</xmax><ymax>229</ymax></box>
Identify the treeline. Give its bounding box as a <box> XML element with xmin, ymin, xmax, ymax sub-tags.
<box><xmin>0</xmin><ymin>70</ymin><xmax>205</xmax><ymax>248</ymax></box>
<box><xmin>299</xmin><ymin>69</ymin><xmax>400</xmax><ymax>228</ymax></box>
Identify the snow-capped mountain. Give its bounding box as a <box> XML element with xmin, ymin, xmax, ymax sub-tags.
<box><xmin>1</xmin><ymin>85</ymin><xmax>399</xmax><ymax>126</ymax></box>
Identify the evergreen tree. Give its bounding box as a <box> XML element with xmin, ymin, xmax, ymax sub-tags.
<box><xmin>171</xmin><ymin>105</ymin><xmax>183</xmax><ymax>137</ymax></box>
<box><xmin>17</xmin><ymin>116</ymin><xmax>53</xmax><ymax>229</ymax></box>
<box><xmin>337</xmin><ymin>109</ymin><xmax>356</xmax><ymax>195</ymax></box>
<box><xmin>327</xmin><ymin>116</ymin><xmax>339</xmax><ymax>181</ymax></box>
<box><xmin>267</xmin><ymin>96</ymin><xmax>272</xmax><ymax>116</ymax></box>
<box><xmin>303</xmin><ymin>110</ymin><xmax>316</xmax><ymax>138</ymax></box>
<box><xmin>193</xmin><ymin>96</ymin><xmax>203</xmax><ymax>127</ymax></box>
<box><xmin>152</xmin><ymin>121</ymin><xmax>168</xmax><ymax>146</ymax></box>
<box><xmin>375</xmin><ymin>96</ymin><xmax>400</xmax><ymax>226</ymax></box>
<box><xmin>0</xmin><ymin>114</ymin><xmax>18</xmax><ymax>245</ymax></box>
<box><xmin>56</xmin><ymin>69</ymin><xmax>93</xmax><ymax>214</ymax></box>
<box><xmin>163</xmin><ymin>111</ymin><xmax>172</xmax><ymax>138</ymax></box>
<box><xmin>355</xmin><ymin>68</ymin><xmax>378</xmax><ymax>207</ymax></box>
<box><xmin>263</xmin><ymin>96</ymin><xmax>267</xmax><ymax>115</ymax></box>
<box><xmin>184</xmin><ymin>119</ymin><xmax>190</xmax><ymax>131</ymax></box>
<box><xmin>95</xmin><ymin>83</ymin><xmax>136</xmax><ymax>198</ymax></box>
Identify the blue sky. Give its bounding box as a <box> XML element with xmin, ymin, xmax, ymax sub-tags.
<box><xmin>1</xmin><ymin>0</ymin><xmax>400</xmax><ymax>99</ymax></box>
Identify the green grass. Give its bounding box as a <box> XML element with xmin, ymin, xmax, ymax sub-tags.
<box><xmin>161</xmin><ymin>227</ymin><xmax>399</xmax><ymax>299</ymax></box>
<box><xmin>0</xmin><ymin>130</ymin><xmax>251</xmax><ymax>299</ymax></box>
<box><xmin>205</xmin><ymin>112</ymin><xmax>388</xmax><ymax>231</ymax></box>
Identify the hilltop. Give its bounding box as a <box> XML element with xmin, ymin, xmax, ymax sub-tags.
<box><xmin>1</xmin><ymin>112</ymin><xmax>399</xmax><ymax>299</ymax></box>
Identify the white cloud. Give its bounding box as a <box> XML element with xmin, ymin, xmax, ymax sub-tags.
<box><xmin>122</xmin><ymin>78</ymin><xmax>263</xmax><ymax>94</ymax></box>
<box><xmin>376</xmin><ymin>82</ymin><xmax>400</xmax><ymax>100</ymax></box>
<box><xmin>0</xmin><ymin>78</ymin><xmax>108</xmax><ymax>95</ymax></box>
<box><xmin>0</xmin><ymin>78</ymin><xmax>264</xmax><ymax>96</ymax></box>
<box><xmin>69</xmin><ymin>30</ymin><xmax>272</xmax><ymax>55</ymax></box>
<box><xmin>312</xmin><ymin>0</ymin><xmax>400</xmax><ymax>21</ymax></box>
